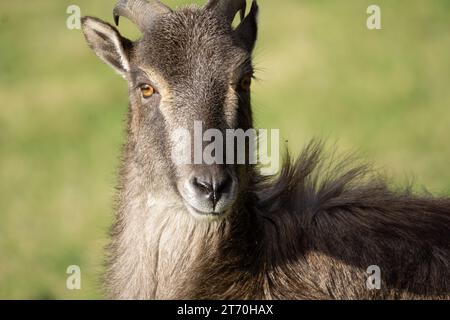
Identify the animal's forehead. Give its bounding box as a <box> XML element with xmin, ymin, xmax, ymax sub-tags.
<box><xmin>133</xmin><ymin>7</ymin><xmax>250</xmax><ymax>82</ymax></box>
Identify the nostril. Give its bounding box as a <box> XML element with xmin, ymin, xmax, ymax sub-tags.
<box><xmin>214</xmin><ymin>175</ymin><xmax>232</xmax><ymax>194</ymax></box>
<box><xmin>188</xmin><ymin>173</ymin><xmax>235</xmax><ymax>212</ymax></box>
<box><xmin>192</xmin><ymin>175</ymin><xmax>232</xmax><ymax>195</ymax></box>
<box><xmin>192</xmin><ymin>178</ymin><xmax>214</xmax><ymax>195</ymax></box>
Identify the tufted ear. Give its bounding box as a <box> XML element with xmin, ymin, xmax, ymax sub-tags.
<box><xmin>81</xmin><ymin>16</ymin><xmax>133</xmax><ymax>78</ymax></box>
<box><xmin>235</xmin><ymin>0</ymin><xmax>259</xmax><ymax>52</ymax></box>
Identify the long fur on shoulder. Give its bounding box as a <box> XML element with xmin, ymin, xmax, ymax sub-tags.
<box><xmin>185</xmin><ymin>141</ymin><xmax>450</xmax><ymax>299</ymax></box>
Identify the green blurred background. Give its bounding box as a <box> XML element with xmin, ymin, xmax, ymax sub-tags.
<box><xmin>0</xmin><ymin>0</ymin><xmax>449</xmax><ymax>299</ymax></box>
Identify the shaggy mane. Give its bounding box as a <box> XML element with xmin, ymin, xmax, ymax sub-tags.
<box><xmin>237</xmin><ymin>141</ymin><xmax>450</xmax><ymax>299</ymax></box>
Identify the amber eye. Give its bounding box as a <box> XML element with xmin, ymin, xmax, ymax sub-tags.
<box><xmin>140</xmin><ymin>84</ymin><xmax>155</xmax><ymax>98</ymax></box>
<box><xmin>240</xmin><ymin>75</ymin><xmax>252</xmax><ymax>92</ymax></box>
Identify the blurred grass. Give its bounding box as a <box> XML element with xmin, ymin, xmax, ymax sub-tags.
<box><xmin>0</xmin><ymin>0</ymin><xmax>449</xmax><ymax>299</ymax></box>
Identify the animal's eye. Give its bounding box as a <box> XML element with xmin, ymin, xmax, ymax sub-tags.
<box><xmin>140</xmin><ymin>84</ymin><xmax>155</xmax><ymax>99</ymax></box>
<box><xmin>240</xmin><ymin>75</ymin><xmax>252</xmax><ymax>92</ymax></box>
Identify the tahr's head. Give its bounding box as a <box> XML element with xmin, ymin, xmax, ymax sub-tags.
<box><xmin>81</xmin><ymin>0</ymin><xmax>258</xmax><ymax>220</ymax></box>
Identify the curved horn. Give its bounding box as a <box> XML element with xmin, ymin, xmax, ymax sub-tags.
<box><xmin>206</xmin><ymin>0</ymin><xmax>247</xmax><ymax>24</ymax></box>
<box><xmin>113</xmin><ymin>0</ymin><xmax>171</xmax><ymax>31</ymax></box>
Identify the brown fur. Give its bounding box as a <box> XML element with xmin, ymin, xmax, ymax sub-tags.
<box><xmin>81</xmin><ymin>1</ymin><xmax>450</xmax><ymax>300</ymax></box>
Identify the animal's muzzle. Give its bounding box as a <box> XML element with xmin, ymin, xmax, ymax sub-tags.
<box><xmin>178</xmin><ymin>165</ymin><xmax>238</xmax><ymax>218</ymax></box>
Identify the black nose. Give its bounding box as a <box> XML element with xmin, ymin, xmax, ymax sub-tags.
<box><xmin>191</xmin><ymin>173</ymin><xmax>232</xmax><ymax>209</ymax></box>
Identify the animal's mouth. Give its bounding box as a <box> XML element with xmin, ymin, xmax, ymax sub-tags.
<box><xmin>183</xmin><ymin>202</ymin><xmax>230</xmax><ymax>221</ymax></box>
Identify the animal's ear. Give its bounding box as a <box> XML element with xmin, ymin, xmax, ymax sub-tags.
<box><xmin>235</xmin><ymin>0</ymin><xmax>259</xmax><ymax>52</ymax></box>
<box><xmin>81</xmin><ymin>16</ymin><xmax>133</xmax><ymax>78</ymax></box>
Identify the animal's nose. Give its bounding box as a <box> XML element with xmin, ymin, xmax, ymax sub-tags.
<box><xmin>190</xmin><ymin>172</ymin><xmax>233</xmax><ymax>210</ymax></box>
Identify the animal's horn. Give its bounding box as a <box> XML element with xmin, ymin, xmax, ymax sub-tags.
<box><xmin>206</xmin><ymin>0</ymin><xmax>247</xmax><ymax>24</ymax></box>
<box><xmin>113</xmin><ymin>0</ymin><xmax>171</xmax><ymax>31</ymax></box>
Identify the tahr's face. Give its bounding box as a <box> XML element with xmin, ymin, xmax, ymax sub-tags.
<box><xmin>82</xmin><ymin>1</ymin><xmax>259</xmax><ymax>219</ymax></box>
